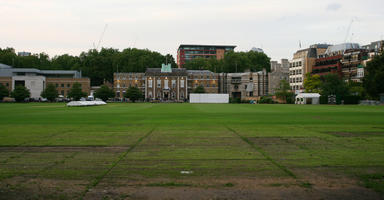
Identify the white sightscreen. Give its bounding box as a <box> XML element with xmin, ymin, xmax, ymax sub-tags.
<box><xmin>189</xmin><ymin>94</ymin><xmax>229</xmax><ymax>103</ymax></box>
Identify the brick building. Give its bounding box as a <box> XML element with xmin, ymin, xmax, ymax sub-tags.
<box><xmin>114</xmin><ymin>64</ymin><xmax>271</xmax><ymax>101</ymax></box>
<box><xmin>177</xmin><ymin>44</ymin><xmax>236</xmax><ymax>67</ymax></box>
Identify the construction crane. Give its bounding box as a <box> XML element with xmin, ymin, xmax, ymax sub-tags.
<box><xmin>344</xmin><ymin>18</ymin><xmax>356</xmax><ymax>43</ymax></box>
<box><xmin>93</xmin><ymin>24</ymin><xmax>108</xmax><ymax>50</ymax></box>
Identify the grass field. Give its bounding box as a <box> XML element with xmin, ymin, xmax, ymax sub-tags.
<box><xmin>0</xmin><ymin>103</ymin><xmax>384</xmax><ymax>200</ymax></box>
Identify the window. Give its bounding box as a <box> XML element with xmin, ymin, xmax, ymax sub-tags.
<box><xmin>245</xmin><ymin>85</ymin><xmax>247</xmax><ymax>89</ymax></box>
<box><xmin>61</xmin><ymin>90</ymin><xmax>64</xmax><ymax>95</ymax></box>
<box><xmin>67</xmin><ymin>84</ymin><xmax>70</xmax><ymax>88</ymax></box>
<box><xmin>56</xmin><ymin>83</ymin><xmax>59</xmax><ymax>88</ymax></box>
<box><xmin>6</xmin><ymin>83</ymin><xmax>9</xmax><ymax>87</ymax></box>
<box><xmin>172</xmin><ymin>80</ymin><xmax>176</xmax><ymax>88</ymax></box>
<box><xmin>180</xmin><ymin>80</ymin><xmax>185</xmax><ymax>88</ymax></box>
<box><xmin>148</xmin><ymin>91</ymin><xmax>152</xmax><ymax>98</ymax></box>
<box><xmin>164</xmin><ymin>79</ymin><xmax>169</xmax><ymax>89</ymax></box>
<box><xmin>61</xmin><ymin>84</ymin><xmax>64</xmax><ymax>87</ymax></box>
<box><xmin>157</xmin><ymin>80</ymin><xmax>161</xmax><ymax>88</ymax></box>
<box><xmin>148</xmin><ymin>80</ymin><xmax>153</xmax><ymax>88</ymax></box>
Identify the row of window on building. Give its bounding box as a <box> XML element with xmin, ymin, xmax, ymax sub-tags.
<box><xmin>290</xmin><ymin>77</ymin><xmax>303</xmax><ymax>83</ymax></box>
<box><xmin>289</xmin><ymin>69</ymin><xmax>302</xmax><ymax>75</ymax></box>
<box><xmin>289</xmin><ymin>61</ymin><xmax>302</xmax><ymax>68</ymax></box>
<box><xmin>148</xmin><ymin>79</ymin><xmax>185</xmax><ymax>89</ymax></box>
<box><xmin>291</xmin><ymin>85</ymin><xmax>303</xmax><ymax>90</ymax></box>
<box><xmin>55</xmin><ymin>83</ymin><xmax>81</xmax><ymax>88</ymax></box>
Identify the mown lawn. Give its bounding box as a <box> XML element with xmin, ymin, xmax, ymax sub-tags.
<box><xmin>0</xmin><ymin>103</ymin><xmax>383</xmax><ymax>199</ymax></box>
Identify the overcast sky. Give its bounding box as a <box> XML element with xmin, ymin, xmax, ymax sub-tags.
<box><xmin>1</xmin><ymin>0</ymin><xmax>384</xmax><ymax>61</ymax></box>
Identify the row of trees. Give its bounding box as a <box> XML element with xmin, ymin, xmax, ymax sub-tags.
<box><xmin>0</xmin><ymin>47</ymin><xmax>176</xmax><ymax>86</ymax></box>
<box><xmin>0</xmin><ymin>83</ymin><xmax>88</xmax><ymax>102</ymax></box>
<box><xmin>0</xmin><ymin>48</ymin><xmax>271</xmax><ymax>86</ymax></box>
<box><xmin>183</xmin><ymin>51</ymin><xmax>271</xmax><ymax>73</ymax></box>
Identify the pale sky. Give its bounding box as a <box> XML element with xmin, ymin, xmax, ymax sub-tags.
<box><xmin>1</xmin><ymin>0</ymin><xmax>384</xmax><ymax>61</ymax></box>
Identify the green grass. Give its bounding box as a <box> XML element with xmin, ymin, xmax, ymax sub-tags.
<box><xmin>0</xmin><ymin>103</ymin><xmax>384</xmax><ymax>198</ymax></box>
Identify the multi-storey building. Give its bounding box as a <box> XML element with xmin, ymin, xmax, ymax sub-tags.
<box><xmin>312</xmin><ymin>43</ymin><xmax>373</xmax><ymax>82</ymax></box>
<box><xmin>187</xmin><ymin>70</ymin><xmax>219</xmax><ymax>96</ymax></box>
<box><xmin>289</xmin><ymin>44</ymin><xmax>330</xmax><ymax>93</ymax></box>
<box><xmin>268</xmin><ymin>59</ymin><xmax>289</xmax><ymax>95</ymax></box>
<box><xmin>145</xmin><ymin>65</ymin><xmax>188</xmax><ymax>101</ymax></box>
<box><xmin>0</xmin><ymin>63</ymin><xmax>90</xmax><ymax>99</ymax></box>
<box><xmin>312</xmin><ymin>55</ymin><xmax>343</xmax><ymax>77</ymax></box>
<box><xmin>177</xmin><ymin>44</ymin><xmax>236</xmax><ymax>67</ymax></box>
<box><xmin>220</xmin><ymin>70</ymin><xmax>268</xmax><ymax>99</ymax></box>
<box><xmin>114</xmin><ymin>64</ymin><xmax>271</xmax><ymax>101</ymax></box>
<box><xmin>114</xmin><ymin>72</ymin><xmax>145</xmax><ymax>98</ymax></box>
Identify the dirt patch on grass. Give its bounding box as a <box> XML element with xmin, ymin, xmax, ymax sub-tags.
<box><xmin>0</xmin><ymin>176</ymin><xmax>382</xmax><ymax>200</ymax></box>
<box><xmin>0</xmin><ymin>146</ymin><xmax>129</xmax><ymax>153</ymax></box>
<box><xmin>325</xmin><ymin>132</ymin><xmax>384</xmax><ymax>137</ymax></box>
<box><xmin>0</xmin><ymin>177</ymin><xmax>87</xmax><ymax>200</ymax></box>
<box><xmin>85</xmin><ymin>176</ymin><xmax>382</xmax><ymax>200</ymax></box>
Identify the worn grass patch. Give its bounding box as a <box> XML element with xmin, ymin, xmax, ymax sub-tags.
<box><xmin>0</xmin><ymin>103</ymin><xmax>384</xmax><ymax>198</ymax></box>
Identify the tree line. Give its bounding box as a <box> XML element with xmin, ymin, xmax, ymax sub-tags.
<box><xmin>0</xmin><ymin>47</ymin><xmax>271</xmax><ymax>86</ymax></box>
<box><xmin>183</xmin><ymin>51</ymin><xmax>271</xmax><ymax>73</ymax></box>
<box><xmin>0</xmin><ymin>47</ymin><xmax>177</xmax><ymax>86</ymax></box>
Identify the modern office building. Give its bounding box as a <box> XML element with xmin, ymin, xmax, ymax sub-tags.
<box><xmin>177</xmin><ymin>44</ymin><xmax>236</xmax><ymax>67</ymax></box>
<box><xmin>0</xmin><ymin>63</ymin><xmax>90</xmax><ymax>99</ymax></box>
<box><xmin>289</xmin><ymin>44</ymin><xmax>330</xmax><ymax>93</ymax></box>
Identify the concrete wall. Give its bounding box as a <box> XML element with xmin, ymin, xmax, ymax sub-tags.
<box><xmin>190</xmin><ymin>94</ymin><xmax>229</xmax><ymax>103</ymax></box>
<box><xmin>12</xmin><ymin>76</ymin><xmax>45</xmax><ymax>99</ymax></box>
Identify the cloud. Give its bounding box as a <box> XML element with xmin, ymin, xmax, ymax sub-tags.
<box><xmin>326</xmin><ymin>3</ymin><xmax>342</xmax><ymax>11</ymax></box>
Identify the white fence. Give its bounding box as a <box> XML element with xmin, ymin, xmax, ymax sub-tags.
<box><xmin>189</xmin><ymin>94</ymin><xmax>229</xmax><ymax>104</ymax></box>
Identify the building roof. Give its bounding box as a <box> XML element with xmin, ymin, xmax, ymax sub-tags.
<box><xmin>362</xmin><ymin>40</ymin><xmax>383</xmax><ymax>52</ymax></box>
<box><xmin>178</xmin><ymin>44</ymin><xmax>236</xmax><ymax>49</ymax></box>
<box><xmin>186</xmin><ymin>70</ymin><xmax>214</xmax><ymax>74</ymax></box>
<box><xmin>145</xmin><ymin>68</ymin><xmax>187</xmax><ymax>76</ymax></box>
<box><xmin>325</xmin><ymin>43</ymin><xmax>360</xmax><ymax>55</ymax></box>
<box><xmin>0</xmin><ymin>63</ymin><xmax>12</xmax><ymax>69</ymax></box>
<box><xmin>0</xmin><ymin>63</ymin><xmax>82</xmax><ymax>78</ymax></box>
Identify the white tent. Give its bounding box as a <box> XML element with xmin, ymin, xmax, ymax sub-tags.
<box><xmin>295</xmin><ymin>93</ymin><xmax>321</xmax><ymax>105</ymax></box>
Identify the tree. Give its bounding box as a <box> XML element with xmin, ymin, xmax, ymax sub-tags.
<box><xmin>94</xmin><ymin>85</ymin><xmax>115</xmax><ymax>101</ymax></box>
<box><xmin>0</xmin><ymin>84</ymin><xmax>9</xmax><ymax>101</ymax></box>
<box><xmin>11</xmin><ymin>85</ymin><xmax>30</xmax><ymax>102</ymax></box>
<box><xmin>275</xmin><ymin>80</ymin><xmax>295</xmax><ymax>104</ymax></box>
<box><xmin>124</xmin><ymin>87</ymin><xmax>143</xmax><ymax>102</ymax></box>
<box><xmin>303</xmin><ymin>73</ymin><xmax>322</xmax><ymax>93</ymax></box>
<box><xmin>68</xmin><ymin>82</ymin><xmax>87</xmax><ymax>101</ymax></box>
<box><xmin>321</xmin><ymin>74</ymin><xmax>349</xmax><ymax>104</ymax></box>
<box><xmin>363</xmin><ymin>53</ymin><xmax>384</xmax><ymax>99</ymax></box>
<box><xmin>193</xmin><ymin>85</ymin><xmax>205</xmax><ymax>93</ymax></box>
<box><xmin>183</xmin><ymin>51</ymin><xmax>270</xmax><ymax>73</ymax></box>
<box><xmin>41</xmin><ymin>83</ymin><xmax>58</xmax><ymax>102</ymax></box>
